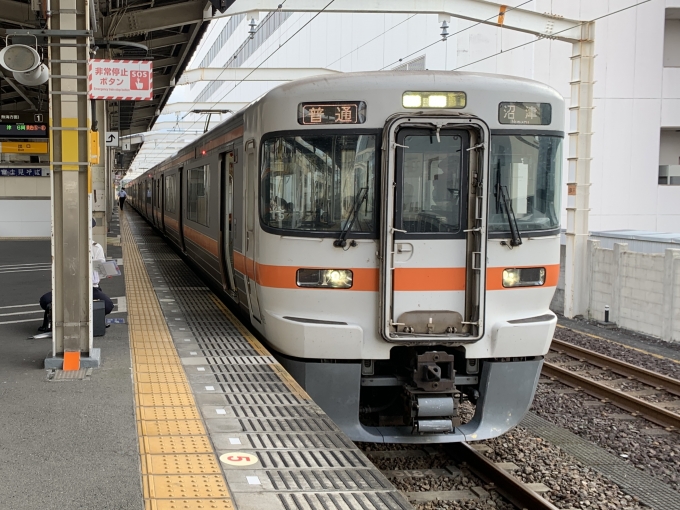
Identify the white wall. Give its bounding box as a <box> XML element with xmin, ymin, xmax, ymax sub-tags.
<box><xmin>0</xmin><ymin>199</ymin><xmax>50</xmax><ymax>238</ymax></box>
<box><xmin>587</xmin><ymin>240</ymin><xmax>680</xmax><ymax>343</ymax></box>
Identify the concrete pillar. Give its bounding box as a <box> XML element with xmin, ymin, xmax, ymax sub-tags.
<box><xmin>564</xmin><ymin>22</ymin><xmax>595</xmax><ymax>319</ymax></box>
<box><xmin>611</xmin><ymin>243</ymin><xmax>628</xmax><ymax>324</ymax></box>
<box><xmin>587</xmin><ymin>239</ymin><xmax>600</xmax><ymax>318</ymax></box>
<box><xmin>92</xmin><ymin>100</ymin><xmax>107</xmax><ymax>254</ymax></box>
<box><xmin>48</xmin><ymin>0</ymin><xmax>93</xmax><ymax>364</ymax></box>
<box><xmin>662</xmin><ymin>249</ymin><xmax>680</xmax><ymax>342</ymax></box>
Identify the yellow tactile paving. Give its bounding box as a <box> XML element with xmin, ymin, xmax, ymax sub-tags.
<box><xmin>121</xmin><ymin>215</ymin><xmax>232</xmax><ymax>510</ymax></box>
<box><xmin>138</xmin><ymin>420</ymin><xmax>207</xmax><ymax>437</ymax></box>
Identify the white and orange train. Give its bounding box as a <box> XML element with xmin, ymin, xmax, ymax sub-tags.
<box><xmin>128</xmin><ymin>71</ymin><xmax>563</xmax><ymax>443</ymax></box>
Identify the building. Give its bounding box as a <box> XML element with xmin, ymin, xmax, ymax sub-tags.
<box><xmin>134</xmin><ymin>0</ymin><xmax>680</xmax><ymax>234</ymax></box>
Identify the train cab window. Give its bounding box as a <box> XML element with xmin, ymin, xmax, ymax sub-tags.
<box><xmin>489</xmin><ymin>135</ymin><xmax>563</xmax><ymax>233</ymax></box>
<box><xmin>261</xmin><ymin>134</ymin><xmax>376</xmax><ymax>234</ymax></box>
<box><xmin>188</xmin><ymin>166</ymin><xmax>209</xmax><ymax>226</ymax></box>
<box><xmin>165</xmin><ymin>174</ymin><xmax>177</xmax><ymax>214</ymax></box>
<box><xmin>397</xmin><ymin>132</ymin><xmax>464</xmax><ymax>234</ymax></box>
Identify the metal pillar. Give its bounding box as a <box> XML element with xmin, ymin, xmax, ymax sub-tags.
<box><xmin>48</xmin><ymin>0</ymin><xmax>93</xmax><ymax>364</ymax></box>
<box><xmin>564</xmin><ymin>22</ymin><xmax>595</xmax><ymax>318</ymax></box>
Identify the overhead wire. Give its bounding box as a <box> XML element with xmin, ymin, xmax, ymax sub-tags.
<box><xmin>131</xmin><ymin>0</ymin><xmax>336</xmax><ymax>173</ymax></box>
<box><xmin>452</xmin><ymin>0</ymin><xmax>652</xmax><ymax>70</ymax></box>
<box><xmin>379</xmin><ymin>0</ymin><xmax>533</xmax><ymax>71</ymax></box>
<box><xmin>129</xmin><ymin>0</ymin><xmax>651</xmax><ymax>174</ymax></box>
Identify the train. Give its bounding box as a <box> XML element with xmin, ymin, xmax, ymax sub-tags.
<box><xmin>126</xmin><ymin>71</ymin><xmax>563</xmax><ymax>443</ymax></box>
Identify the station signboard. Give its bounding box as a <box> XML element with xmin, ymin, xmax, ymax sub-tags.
<box><xmin>0</xmin><ymin>123</ymin><xmax>48</xmax><ymax>137</ymax></box>
<box><xmin>0</xmin><ymin>168</ymin><xmax>46</xmax><ymax>177</ymax></box>
<box><xmin>88</xmin><ymin>59</ymin><xmax>153</xmax><ymax>101</ymax></box>
<box><xmin>0</xmin><ymin>141</ymin><xmax>48</xmax><ymax>153</ymax></box>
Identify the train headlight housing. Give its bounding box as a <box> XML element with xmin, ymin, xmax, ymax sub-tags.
<box><xmin>502</xmin><ymin>267</ymin><xmax>546</xmax><ymax>288</ymax></box>
<box><xmin>402</xmin><ymin>91</ymin><xmax>466</xmax><ymax>109</ymax></box>
<box><xmin>297</xmin><ymin>268</ymin><xmax>353</xmax><ymax>289</ymax></box>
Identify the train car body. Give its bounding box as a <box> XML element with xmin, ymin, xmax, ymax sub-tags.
<box><xmin>128</xmin><ymin>71</ymin><xmax>564</xmax><ymax>443</ymax></box>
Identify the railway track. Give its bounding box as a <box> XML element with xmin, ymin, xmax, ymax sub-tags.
<box><xmin>365</xmin><ymin>444</ymin><xmax>559</xmax><ymax>509</ymax></box>
<box><xmin>543</xmin><ymin>338</ymin><xmax>680</xmax><ymax>431</ymax></box>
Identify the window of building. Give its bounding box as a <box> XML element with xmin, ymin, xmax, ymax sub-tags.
<box><xmin>664</xmin><ymin>9</ymin><xmax>680</xmax><ymax>67</ymax></box>
<box><xmin>659</xmin><ymin>129</ymin><xmax>680</xmax><ymax>185</ymax></box>
<box><xmin>188</xmin><ymin>166</ymin><xmax>209</xmax><ymax>225</ymax></box>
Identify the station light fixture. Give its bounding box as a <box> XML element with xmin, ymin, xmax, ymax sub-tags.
<box><xmin>0</xmin><ymin>41</ymin><xmax>49</xmax><ymax>86</ymax></box>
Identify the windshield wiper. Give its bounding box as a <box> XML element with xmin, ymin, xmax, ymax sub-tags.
<box><xmin>334</xmin><ymin>187</ymin><xmax>369</xmax><ymax>248</ymax></box>
<box><xmin>497</xmin><ymin>182</ymin><xmax>522</xmax><ymax>247</ymax></box>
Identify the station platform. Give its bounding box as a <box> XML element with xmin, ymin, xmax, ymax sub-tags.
<box><xmin>0</xmin><ymin>208</ymin><xmax>411</xmax><ymax>510</ymax></box>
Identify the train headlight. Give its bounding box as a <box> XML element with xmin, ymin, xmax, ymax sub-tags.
<box><xmin>296</xmin><ymin>268</ymin><xmax>353</xmax><ymax>289</ymax></box>
<box><xmin>402</xmin><ymin>91</ymin><xmax>466</xmax><ymax>109</ymax></box>
<box><xmin>502</xmin><ymin>267</ymin><xmax>546</xmax><ymax>288</ymax></box>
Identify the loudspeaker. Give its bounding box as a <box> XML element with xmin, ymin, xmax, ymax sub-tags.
<box><xmin>13</xmin><ymin>63</ymin><xmax>49</xmax><ymax>86</ymax></box>
<box><xmin>0</xmin><ymin>44</ymin><xmax>41</xmax><ymax>73</ymax></box>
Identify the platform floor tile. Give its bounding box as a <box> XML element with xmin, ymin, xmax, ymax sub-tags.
<box><xmin>124</xmin><ymin>210</ymin><xmax>412</xmax><ymax>510</ymax></box>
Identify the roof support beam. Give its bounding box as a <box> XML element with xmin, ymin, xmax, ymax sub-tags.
<box><xmin>214</xmin><ymin>0</ymin><xmax>583</xmax><ymax>42</ymax></box>
<box><xmin>145</xmin><ymin>34</ymin><xmax>190</xmax><ymax>50</ymax></box>
<box><xmin>152</xmin><ymin>57</ymin><xmax>180</xmax><ymax>69</ymax></box>
<box><xmin>0</xmin><ymin>0</ymin><xmax>38</xmax><ymax>26</ymax></box>
<box><xmin>161</xmin><ymin>102</ymin><xmax>250</xmax><ymax>114</ymax></box>
<box><xmin>109</xmin><ymin>1</ymin><xmax>207</xmax><ymax>38</ymax></box>
<box><xmin>176</xmin><ymin>67</ymin><xmax>339</xmax><ymax>85</ymax></box>
<box><xmin>0</xmin><ymin>72</ymin><xmax>37</xmax><ymax>110</ymax></box>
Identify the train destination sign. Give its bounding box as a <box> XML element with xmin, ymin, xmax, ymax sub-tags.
<box><xmin>298</xmin><ymin>101</ymin><xmax>366</xmax><ymax>125</ymax></box>
<box><xmin>499</xmin><ymin>102</ymin><xmax>551</xmax><ymax>125</ymax></box>
<box><xmin>0</xmin><ymin>123</ymin><xmax>48</xmax><ymax>137</ymax></box>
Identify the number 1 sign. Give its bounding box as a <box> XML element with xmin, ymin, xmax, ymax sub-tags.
<box><xmin>88</xmin><ymin>60</ymin><xmax>153</xmax><ymax>101</ymax></box>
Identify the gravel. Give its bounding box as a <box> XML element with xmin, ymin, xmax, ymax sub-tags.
<box><xmin>532</xmin><ymin>380</ymin><xmax>680</xmax><ymax>491</ymax></box>
<box><xmin>358</xmin><ymin>424</ymin><xmax>647</xmax><ymax>509</ymax></box>
<box><xmin>554</xmin><ymin>327</ymin><xmax>680</xmax><ymax>381</ymax></box>
<box><xmin>483</xmin><ymin>427</ymin><xmax>645</xmax><ymax>509</ymax></box>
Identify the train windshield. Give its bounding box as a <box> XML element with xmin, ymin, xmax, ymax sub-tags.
<box><xmin>488</xmin><ymin>135</ymin><xmax>563</xmax><ymax>233</ymax></box>
<box><xmin>261</xmin><ymin>134</ymin><xmax>376</xmax><ymax>233</ymax></box>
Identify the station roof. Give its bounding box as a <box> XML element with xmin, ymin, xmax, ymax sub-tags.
<box><xmin>0</xmin><ymin>0</ymin><xmax>208</xmax><ymax>168</ymax></box>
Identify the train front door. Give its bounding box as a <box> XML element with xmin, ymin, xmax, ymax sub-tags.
<box><xmin>380</xmin><ymin>118</ymin><xmax>487</xmax><ymax>342</ymax></box>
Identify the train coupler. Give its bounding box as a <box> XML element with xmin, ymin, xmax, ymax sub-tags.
<box><xmin>405</xmin><ymin>351</ymin><xmax>460</xmax><ymax>434</ymax></box>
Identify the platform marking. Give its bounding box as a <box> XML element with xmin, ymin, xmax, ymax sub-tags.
<box><xmin>219</xmin><ymin>452</ymin><xmax>259</xmax><ymax>466</ymax></box>
<box><xmin>121</xmin><ymin>214</ymin><xmax>233</xmax><ymax>510</ymax></box>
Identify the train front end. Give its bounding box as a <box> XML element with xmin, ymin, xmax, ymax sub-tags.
<box><xmin>252</xmin><ymin>72</ymin><xmax>563</xmax><ymax>442</ymax></box>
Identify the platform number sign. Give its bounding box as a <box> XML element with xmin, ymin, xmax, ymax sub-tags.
<box><xmin>219</xmin><ymin>452</ymin><xmax>259</xmax><ymax>466</ymax></box>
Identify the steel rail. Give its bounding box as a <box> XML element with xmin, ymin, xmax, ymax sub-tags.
<box><xmin>447</xmin><ymin>443</ymin><xmax>560</xmax><ymax>510</ymax></box>
<box><xmin>551</xmin><ymin>339</ymin><xmax>680</xmax><ymax>397</ymax></box>
<box><xmin>542</xmin><ymin>362</ymin><xmax>680</xmax><ymax>431</ymax></box>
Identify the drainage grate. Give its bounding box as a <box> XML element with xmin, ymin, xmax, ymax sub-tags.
<box><xmin>266</xmin><ymin>469</ymin><xmax>392</xmax><ymax>491</ymax></box>
<box><xmin>277</xmin><ymin>491</ymin><xmax>411</xmax><ymax>510</ymax></box>
<box><xmin>238</xmin><ymin>418</ymin><xmax>338</xmax><ymax>433</ymax></box>
<box><xmin>48</xmin><ymin>368</ymin><xmax>92</xmax><ymax>381</ymax></box>
<box><xmin>246</xmin><ymin>433</ymin><xmax>355</xmax><ymax>450</ymax></box>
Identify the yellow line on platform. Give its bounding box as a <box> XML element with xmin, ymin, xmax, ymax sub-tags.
<box><xmin>121</xmin><ymin>214</ymin><xmax>233</xmax><ymax>510</ymax></box>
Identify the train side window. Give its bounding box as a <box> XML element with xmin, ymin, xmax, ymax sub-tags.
<box><xmin>188</xmin><ymin>166</ymin><xmax>209</xmax><ymax>226</ymax></box>
<box><xmin>165</xmin><ymin>174</ymin><xmax>177</xmax><ymax>213</ymax></box>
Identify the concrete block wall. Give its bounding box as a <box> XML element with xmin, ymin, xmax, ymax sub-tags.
<box><xmin>585</xmin><ymin>240</ymin><xmax>680</xmax><ymax>343</ymax></box>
